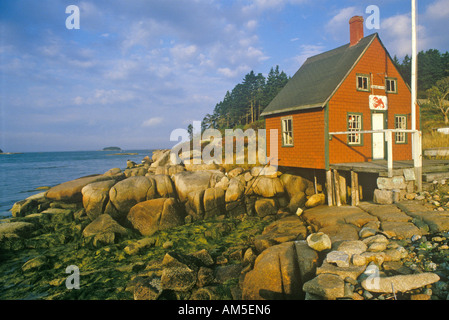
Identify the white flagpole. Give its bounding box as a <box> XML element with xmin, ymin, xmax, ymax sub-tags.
<box><xmin>411</xmin><ymin>0</ymin><xmax>417</xmax><ymax>153</ymax></box>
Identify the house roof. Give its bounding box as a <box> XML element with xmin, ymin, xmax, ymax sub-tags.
<box><xmin>261</xmin><ymin>33</ymin><xmax>378</xmax><ymax>117</ymax></box>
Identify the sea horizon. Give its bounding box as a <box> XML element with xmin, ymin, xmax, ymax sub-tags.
<box><xmin>0</xmin><ymin>149</ymin><xmax>157</xmax><ymax>218</ymax></box>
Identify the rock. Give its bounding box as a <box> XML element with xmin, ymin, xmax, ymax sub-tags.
<box><xmin>45</xmin><ymin>175</ymin><xmax>113</xmax><ymax>203</ymax></box>
<box><xmin>197</xmin><ymin>267</ymin><xmax>214</xmax><ymax>287</ymax></box>
<box><xmin>105</xmin><ymin>176</ymin><xmax>157</xmax><ymax>221</ymax></box>
<box><xmin>133</xmin><ymin>277</ymin><xmax>162</xmax><ymax>300</ymax></box>
<box><xmin>254</xmin><ymin>216</ymin><xmax>308</xmax><ymax>252</ymax></box>
<box><xmin>288</xmin><ymin>192</ymin><xmax>307</xmax><ymax>213</ymax></box>
<box><xmin>296</xmin><ymin>207</ymin><xmax>304</xmax><ymax>217</ymax></box>
<box><xmin>203</xmin><ymin>187</ymin><xmax>225</xmax><ymax>219</ymax></box>
<box><xmin>0</xmin><ymin>221</ymin><xmax>36</xmax><ymax>238</ymax></box>
<box><xmin>81</xmin><ymin>180</ymin><xmax>117</xmax><ymax>221</ymax></box>
<box><xmin>127</xmin><ymin>160</ymin><xmax>137</xmax><ymax>169</ymax></box>
<box><xmin>361</xmin><ymin>273</ymin><xmax>440</xmax><ymax>293</ymax></box>
<box><xmin>381</xmin><ymin>221</ymin><xmax>422</xmax><ymax>240</ymax></box>
<box><xmin>127</xmin><ymin>198</ymin><xmax>185</xmax><ymax>236</ymax></box>
<box><xmin>305</xmin><ymin>194</ymin><xmax>326</xmax><ymax>208</ymax></box>
<box><xmin>373</xmin><ymin>189</ymin><xmax>394</xmax><ymax>205</ymax></box>
<box><xmin>190</xmin><ymin>249</ymin><xmax>214</xmax><ymax>267</ymax></box>
<box><xmin>316</xmin><ymin>262</ymin><xmax>366</xmax><ymax>281</ymax></box>
<box><xmin>334</xmin><ymin>240</ymin><xmax>367</xmax><ymax>256</ymax></box>
<box><xmin>154</xmin><ymin>165</ymin><xmax>185</xmax><ymax>176</ymax></box>
<box><xmin>185</xmin><ymin>189</ymin><xmax>205</xmax><ymax>220</ymax></box>
<box><xmin>124</xmin><ymin>238</ymin><xmax>156</xmax><ymax>255</ymax></box>
<box><xmin>249</xmin><ymin>176</ymin><xmax>284</xmax><ymax>198</ymax></box>
<box><xmin>242</xmin><ymin>242</ymin><xmax>315</xmax><ymax>300</ymax></box>
<box><xmin>11</xmin><ymin>196</ymin><xmax>41</xmax><ymax>217</ymax></box>
<box><xmin>352</xmin><ymin>254</ymin><xmax>367</xmax><ymax>267</ymax></box>
<box><xmin>104</xmin><ymin>167</ymin><xmax>122</xmax><ymax>176</ymax></box>
<box><xmin>172</xmin><ymin>170</ymin><xmax>224</xmax><ymax>203</ymax></box>
<box><xmin>161</xmin><ymin>266</ymin><xmax>197</xmax><ymax>292</ymax></box>
<box><xmin>279</xmin><ymin>174</ymin><xmax>308</xmax><ymax>198</ymax></box>
<box><xmin>214</xmin><ymin>264</ymin><xmax>244</xmax><ymax>284</ymax></box>
<box><xmin>82</xmin><ymin>214</ymin><xmax>128</xmax><ymax>239</ymax></box>
<box><xmin>228</xmin><ymin>167</ymin><xmax>244</xmax><ymax>178</ymax></box>
<box><xmin>377</xmin><ymin>176</ymin><xmax>407</xmax><ymax>190</ymax></box>
<box><xmin>326</xmin><ymin>251</ymin><xmax>350</xmax><ymax>268</ymax></box>
<box><xmin>367</xmin><ymin>241</ymin><xmax>387</xmax><ymax>252</ymax></box>
<box><xmin>225</xmin><ymin>178</ymin><xmax>245</xmax><ymax>203</ymax></box>
<box><xmin>251</xmin><ymin>166</ymin><xmax>278</xmax><ymax>178</ymax></box>
<box><xmin>302</xmin><ymin>274</ymin><xmax>346</xmax><ymax>300</ymax></box>
<box><xmin>153</xmin><ymin>174</ymin><xmax>176</xmax><ymax>198</ymax></box>
<box><xmin>215</xmin><ymin>176</ymin><xmax>230</xmax><ymax>190</ymax></box>
<box><xmin>254</xmin><ymin>198</ymin><xmax>277</xmax><ymax>218</ymax></box>
<box><xmin>307</xmin><ymin>232</ymin><xmax>332</xmax><ymax>252</ymax></box>
<box><xmin>150</xmin><ymin>149</ymin><xmax>171</xmax><ymax>167</ymax></box>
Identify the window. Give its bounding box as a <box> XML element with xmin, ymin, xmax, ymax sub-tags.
<box><xmin>348</xmin><ymin>113</ymin><xmax>363</xmax><ymax>145</ymax></box>
<box><xmin>281</xmin><ymin>117</ymin><xmax>293</xmax><ymax>146</ymax></box>
<box><xmin>395</xmin><ymin>115</ymin><xmax>407</xmax><ymax>144</ymax></box>
<box><xmin>356</xmin><ymin>74</ymin><xmax>370</xmax><ymax>91</ymax></box>
<box><xmin>386</xmin><ymin>78</ymin><xmax>397</xmax><ymax>93</ymax></box>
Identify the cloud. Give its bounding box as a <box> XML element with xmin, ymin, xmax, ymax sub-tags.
<box><xmin>292</xmin><ymin>44</ymin><xmax>326</xmax><ymax>66</ymax></box>
<box><xmin>142</xmin><ymin>117</ymin><xmax>164</xmax><ymax>127</ymax></box>
<box><xmin>325</xmin><ymin>6</ymin><xmax>359</xmax><ymax>42</ymax></box>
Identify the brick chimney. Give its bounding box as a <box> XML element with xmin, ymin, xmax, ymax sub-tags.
<box><xmin>349</xmin><ymin>16</ymin><xmax>364</xmax><ymax>47</ymax></box>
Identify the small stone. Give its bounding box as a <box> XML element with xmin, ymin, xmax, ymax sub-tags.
<box><xmin>359</xmin><ymin>227</ymin><xmax>377</xmax><ymax>238</ymax></box>
<box><xmin>307</xmin><ymin>232</ymin><xmax>332</xmax><ymax>252</ymax></box>
<box><xmin>326</xmin><ymin>251</ymin><xmax>350</xmax><ymax>268</ymax></box>
<box><xmin>368</xmin><ymin>242</ymin><xmax>388</xmax><ymax>252</ymax></box>
<box><xmin>296</xmin><ymin>207</ymin><xmax>303</xmax><ymax>217</ymax></box>
<box><xmin>302</xmin><ymin>274</ymin><xmax>345</xmax><ymax>300</ymax></box>
<box><xmin>406</xmin><ymin>193</ymin><xmax>417</xmax><ymax>200</ymax></box>
<box><xmin>352</xmin><ymin>254</ymin><xmax>367</xmax><ymax>267</ymax></box>
<box><xmin>363</xmin><ymin>290</ymin><xmax>374</xmax><ymax>300</ymax></box>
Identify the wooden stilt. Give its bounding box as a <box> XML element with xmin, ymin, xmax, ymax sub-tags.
<box><xmin>314</xmin><ymin>170</ymin><xmax>318</xmax><ymax>194</ymax></box>
<box><xmin>333</xmin><ymin>169</ymin><xmax>342</xmax><ymax>207</ymax></box>
<box><xmin>326</xmin><ymin>170</ymin><xmax>334</xmax><ymax>206</ymax></box>
<box><xmin>351</xmin><ymin>171</ymin><xmax>360</xmax><ymax>206</ymax></box>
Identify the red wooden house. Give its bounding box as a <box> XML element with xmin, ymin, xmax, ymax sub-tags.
<box><xmin>261</xmin><ymin>16</ymin><xmax>420</xmax><ymax>203</ymax></box>
<box><xmin>261</xmin><ymin>16</ymin><xmax>421</xmax><ymax>203</ymax></box>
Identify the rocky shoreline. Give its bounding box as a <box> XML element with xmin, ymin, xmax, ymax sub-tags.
<box><xmin>1</xmin><ymin>149</ymin><xmax>449</xmax><ymax>300</ymax></box>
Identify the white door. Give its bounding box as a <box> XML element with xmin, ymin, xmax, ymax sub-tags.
<box><xmin>372</xmin><ymin>113</ymin><xmax>385</xmax><ymax>160</ymax></box>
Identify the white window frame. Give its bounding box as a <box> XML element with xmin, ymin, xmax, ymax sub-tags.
<box><xmin>395</xmin><ymin>115</ymin><xmax>407</xmax><ymax>144</ymax></box>
<box><xmin>281</xmin><ymin>117</ymin><xmax>294</xmax><ymax>147</ymax></box>
<box><xmin>348</xmin><ymin>113</ymin><xmax>363</xmax><ymax>145</ymax></box>
<box><xmin>356</xmin><ymin>74</ymin><xmax>370</xmax><ymax>92</ymax></box>
<box><xmin>386</xmin><ymin>78</ymin><xmax>398</xmax><ymax>94</ymax></box>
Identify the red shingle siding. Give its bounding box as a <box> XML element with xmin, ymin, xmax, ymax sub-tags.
<box><xmin>266</xmin><ymin>108</ymin><xmax>325</xmax><ymax>169</ymax></box>
<box><xmin>264</xmin><ymin>36</ymin><xmax>420</xmax><ymax>169</ymax></box>
<box><xmin>328</xmin><ymin>37</ymin><xmax>418</xmax><ymax>165</ymax></box>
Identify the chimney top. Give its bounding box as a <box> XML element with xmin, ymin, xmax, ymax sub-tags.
<box><xmin>349</xmin><ymin>16</ymin><xmax>364</xmax><ymax>47</ymax></box>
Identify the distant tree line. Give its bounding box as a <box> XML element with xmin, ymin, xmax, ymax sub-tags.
<box><xmin>200</xmin><ymin>66</ymin><xmax>290</xmax><ymax>132</ymax></box>
<box><xmin>393</xmin><ymin>49</ymin><xmax>449</xmax><ymax>97</ymax></box>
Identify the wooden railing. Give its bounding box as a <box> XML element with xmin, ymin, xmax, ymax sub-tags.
<box><xmin>328</xmin><ymin>129</ymin><xmax>423</xmax><ymax>191</ymax></box>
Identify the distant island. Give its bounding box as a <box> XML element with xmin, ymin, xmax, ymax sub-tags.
<box><xmin>0</xmin><ymin>148</ymin><xmax>23</xmax><ymax>155</ymax></box>
<box><xmin>102</xmin><ymin>147</ymin><xmax>122</xmax><ymax>151</ymax></box>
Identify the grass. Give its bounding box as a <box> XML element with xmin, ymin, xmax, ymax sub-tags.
<box><xmin>420</xmin><ymin>103</ymin><xmax>449</xmax><ymax>159</ymax></box>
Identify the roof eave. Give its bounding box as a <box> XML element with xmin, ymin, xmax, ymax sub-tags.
<box><xmin>261</xmin><ymin>103</ymin><xmax>325</xmax><ymax>117</ymax></box>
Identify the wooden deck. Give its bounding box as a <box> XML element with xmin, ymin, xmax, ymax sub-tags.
<box><xmin>330</xmin><ymin>159</ymin><xmax>449</xmax><ymax>180</ymax></box>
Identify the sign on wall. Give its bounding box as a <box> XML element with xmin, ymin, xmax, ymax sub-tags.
<box><xmin>369</xmin><ymin>95</ymin><xmax>388</xmax><ymax>111</ymax></box>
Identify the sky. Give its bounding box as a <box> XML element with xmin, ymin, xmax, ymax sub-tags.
<box><xmin>1</xmin><ymin>0</ymin><xmax>448</xmax><ymax>152</ymax></box>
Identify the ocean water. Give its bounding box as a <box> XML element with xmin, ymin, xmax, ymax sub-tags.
<box><xmin>0</xmin><ymin>150</ymin><xmax>153</xmax><ymax>217</ymax></box>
